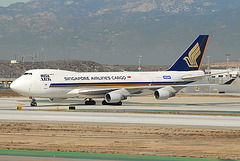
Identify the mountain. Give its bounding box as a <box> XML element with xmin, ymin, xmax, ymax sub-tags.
<box><xmin>0</xmin><ymin>59</ymin><xmax>165</xmax><ymax>78</ymax></box>
<box><xmin>0</xmin><ymin>0</ymin><xmax>240</xmax><ymax>65</ymax></box>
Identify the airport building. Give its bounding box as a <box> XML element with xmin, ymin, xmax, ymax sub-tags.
<box><xmin>182</xmin><ymin>68</ymin><xmax>240</xmax><ymax>94</ymax></box>
<box><xmin>0</xmin><ymin>80</ymin><xmax>13</xmax><ymax>89</ymax></box>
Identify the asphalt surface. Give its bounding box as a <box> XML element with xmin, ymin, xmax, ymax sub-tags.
<box><xmin>0</xmin><ymin>96</ymin><xmax>240</xmax><ymax>129</ymax></box>
<box><xmin>0</xmin><ymin>110</ymin><xmax>240</xmax><ymax>129</ymax></box>
<box><xmin>2</xmin><ymin>96</ymin><xmax>240</xmax><ymax>113</ymax></box>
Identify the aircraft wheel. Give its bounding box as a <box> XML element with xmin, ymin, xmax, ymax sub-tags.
<box><xmin>31</xmin><ymin>101</ymin><xmax>37</xmax><ymax>106</ymax></box>
<box><xmin>102</xmin><ymin>100</ymin><xmax>108</xmax><ymax>105</ymax></box>
<box><xmin>85</xmin><ymin>99</ymin><xmax>96</xmax><ymax>105</ymax></box>
<box><xmin>102</xmin><ymin>100</ymin><xmax>122</xmax><ymax>106</ymax></box>
<box><xmin>117</xmin><ymin>101</ymin><xmax>122</xmax><ymax>106</ymax></box>
<box><xmin>91</xmin><ymin>100</ymin><xmax>96</xmax><ymax>105</ymax></box>
<box><xmin>85</xmin><ymin>101</ymin><xmax>90</xmax><ymax>105</ymax></box>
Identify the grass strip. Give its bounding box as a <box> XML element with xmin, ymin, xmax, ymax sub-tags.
<box><xmin>0</xmin><ymin>149</ymin><xmax>239</xmax><ymax>161</ymax></box>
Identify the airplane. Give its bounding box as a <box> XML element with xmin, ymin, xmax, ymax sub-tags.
<box><xmin>10</xmin><ymin>35</ymin><xmax>210</xmax><ymax>106</ymax></box>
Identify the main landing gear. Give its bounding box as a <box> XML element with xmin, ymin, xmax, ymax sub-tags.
<box><xmin>102</xmin><ymin>100</ymin><xmax>122</xmax><ymax>106</ymax></box>
<box><xmin>84</xmin><ymin>99</ymin><xmax>123</xmax><ymax>106</ymax></box>
<box><xmin>30</xmin><ymin>98</ymin><xmax>37</xmax><ymax>106</ymax></box>
<box><xmin>85</xmin><ymin>98</ymin><xmax>96</xmax><ymax>105</ymax></box>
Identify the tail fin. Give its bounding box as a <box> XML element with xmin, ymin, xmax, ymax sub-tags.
<box><xmin>168</xmin><ymin>35</ymin><xmax>210</xmax><ymax>71</ymax></box>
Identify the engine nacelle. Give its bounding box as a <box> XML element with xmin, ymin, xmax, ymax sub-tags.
<box><xmin>154</xmin><ymin>86</ymin><xmax>176</xmax><ymax>100</ymax></box>
<box><xmin>105</xmin><ymin>90</ymin><xmax>127</xmax><ymax>103</ymax></box>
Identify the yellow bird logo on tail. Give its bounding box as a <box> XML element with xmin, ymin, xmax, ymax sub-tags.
<box><xmin>183</xmin><ymin>43</ymin><xmax>201</xmax><ymax>67</ymax></box>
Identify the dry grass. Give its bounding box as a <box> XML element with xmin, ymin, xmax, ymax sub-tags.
<box><xmin>0</xmin><ymin>122</ymin><xmax>239</xmax><ymax>159</ymax></box>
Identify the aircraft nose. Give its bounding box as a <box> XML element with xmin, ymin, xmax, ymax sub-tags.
<box><xmin>10</xmin><ymin>79</ymin><xmax>21</xmax><ymax>93</ymax></box>
<box><xmin>10</xmin><ymin>77</ymin><xmax>29</xmax><ymax>95</ymax></box>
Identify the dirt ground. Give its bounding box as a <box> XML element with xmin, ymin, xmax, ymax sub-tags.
<box><xmin>0</xmin><ymin>122</ymin><xmax>239</xmax><ymax>160</ymax></box>
<box><xmin>0</xmin><ymin>90</ymin><xmax>23</xmax><ymax>97</ymax></box>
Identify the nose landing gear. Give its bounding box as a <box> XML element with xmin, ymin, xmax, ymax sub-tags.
<box><xmin>30</xmin><ymin>98</ymin><xmax>37</xmax><ymax>106</ymax></box>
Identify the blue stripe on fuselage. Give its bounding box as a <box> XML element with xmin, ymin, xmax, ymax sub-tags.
<box><xmin>49</xmin><ymin>81</ymin><xmax>194</xmax><ymax>88</ymax></box>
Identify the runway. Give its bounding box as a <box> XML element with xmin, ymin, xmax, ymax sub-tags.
<box><xmin>2</xmin><ymin>96</ymin><xmax>240</xmax><ymax>114</ymax></box>
<box><xmin>1</xmin><ymin>96</ymin><xmax>240</xmax><ymax>129</ymax></box>
<box><xmin>0</xmin><ymin>110</ymin><xmax>240</xmax><ymax>129</ymax></box>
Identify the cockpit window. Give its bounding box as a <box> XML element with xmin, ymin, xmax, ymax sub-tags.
<box><xmin>24</xmin><ymin>73</ymin><xmax>32</xmax><ymax>75</ymax></box>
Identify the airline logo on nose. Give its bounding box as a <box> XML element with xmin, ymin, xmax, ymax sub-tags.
<box><xmin>41</xmin><ymin>74</ymin><xmax>52</xmax><ymax>81</ymax></box>
<box><xmin>183</xmin><ymin>42</ymin><xmax>201</xmax><ymax>67</ymax></box>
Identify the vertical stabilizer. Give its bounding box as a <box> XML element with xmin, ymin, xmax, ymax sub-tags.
<box><xmin>168</xmin><ymin>35</ymin><xmax>210</xmax><ymax>71</ymax></box>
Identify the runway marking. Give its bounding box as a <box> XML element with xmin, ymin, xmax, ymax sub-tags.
<box><xmin>3</xmin><ymin>108</ymin><xmax>240</xmax><ymax>116</ymax></box>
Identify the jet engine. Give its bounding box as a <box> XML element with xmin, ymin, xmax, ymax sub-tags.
<box><xmin>105</xmin><ymin>89</ymin><xmax>129</xmax><ymax>103</ymax></box>
<box><xmin>154</xmin><ymin>86</ymin><xmax>176</xmax><ymax>100</ymax></box>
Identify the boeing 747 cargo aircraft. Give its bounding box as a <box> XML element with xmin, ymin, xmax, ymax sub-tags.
<box><xmin>11</xmin><ymin>35</ymin><xmax>210</xmax><ymax>106</ymax></box>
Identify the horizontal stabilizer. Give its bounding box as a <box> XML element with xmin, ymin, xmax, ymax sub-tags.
<box><xmin>224</xmin><ymin>79</ymin><xmax>236</xmax><ymax>85</ymax></box>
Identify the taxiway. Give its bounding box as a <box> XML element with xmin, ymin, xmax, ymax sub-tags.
<box><xmin>1</xmin><ymin>96</ymin><xmax>240</xmax><ymax>129</ymax></box>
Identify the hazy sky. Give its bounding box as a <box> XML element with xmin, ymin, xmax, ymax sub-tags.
<box><xmin>0</xmin><ymin>0</ymin><xmax>30</xmax><ymax>7</ymax></box>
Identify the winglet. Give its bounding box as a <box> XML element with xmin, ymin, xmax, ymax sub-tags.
<box><xmin>168</xmin><ymin>35</ymin><xmax>210</xmax><ymax>71</ymax></box>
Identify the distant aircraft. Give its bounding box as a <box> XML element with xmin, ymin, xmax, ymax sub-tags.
<box><xmin>11</xmin><ymin>35</ymin><xmax>210</xmax><ymax>106</ymax></box>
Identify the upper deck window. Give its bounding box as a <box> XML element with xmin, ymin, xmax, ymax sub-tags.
<box><xmin>24</xmin><ymin>73</ymin><xmax>32</xmax><ymax>75</ymax></box>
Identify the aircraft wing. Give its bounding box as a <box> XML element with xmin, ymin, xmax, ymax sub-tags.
<box><xmin>68</xmin><ymin>88</ymin><xmax>119</xmax><ymax>96</ymax></box>
<box><xmin>182</xmin><ymin>69</ymin><xmax>233</xmax><ymax>81</ymax></box>
<box><xmin>67</xmin><ymin>84</ymin><xmax>205</xmax><ymax>97</ymax></box>
<box><xmin>182</xmin><ymin>74</ymin><xmax>207</xmax><ymax>80</ymax></box>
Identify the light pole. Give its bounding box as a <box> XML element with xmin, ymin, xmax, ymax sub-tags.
<box><xmin>226</xmin><ymin>53</ymin><xmax>231</xmax><ymax>69</ymax></box>
<box><xmin>138</xmin><ymin>55</ymin><xmax>142</xmax><ymax>72</ymax></box>
<box><xmin>44</xmin><ymin>57</ymin><xmax>47</xmax><ymax>68</ymax></box>
<box><xmin>207</xmin><ymin>56</ymin><xmax>210</xmax><ymax>70</ymax></box>
<box><xmin>238</xmin><ymin>59</ymin><xmax>240</xmax><ymax>70</ymax></box>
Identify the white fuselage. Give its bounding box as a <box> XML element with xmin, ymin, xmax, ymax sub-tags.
<box><xmin>10</xmin><ymin>69</ymin><xmax>204</xmax><ymax>99</ymax></box>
